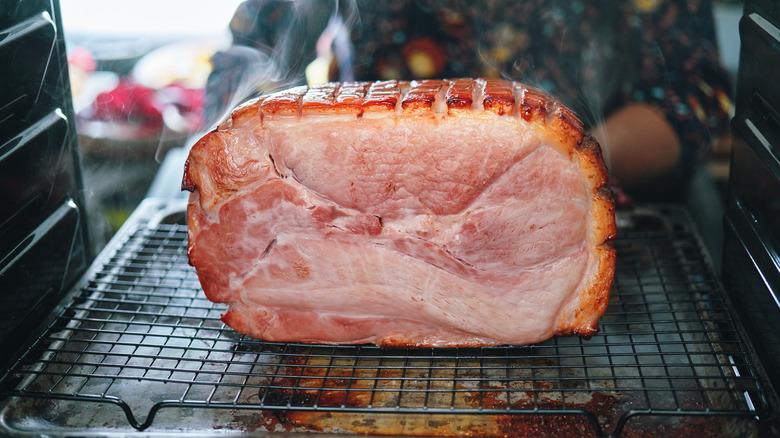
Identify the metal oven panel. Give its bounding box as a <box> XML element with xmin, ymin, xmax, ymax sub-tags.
<box><xmin>0</xmin><ymin>11</ymin><xmax>57</xmax><ymax>130</ymax></box>
<box><xmin>723</xmin><ymin>0</ymin><xmax>780</xmax><ymax>399</ymax></box>
<box><xmin>0</xmin><ymin>0</ymin><xmax>91</xmax><ymax>370</ymax></box>
<box><xmin>730</xmin><ymin>9</ymin><xmax>780</xmax><ymax>244</ymax></box>
<box><xmin>0</xmin><ymin>199</ymin><xmax>768</xmax><ymax>437</ymax></box>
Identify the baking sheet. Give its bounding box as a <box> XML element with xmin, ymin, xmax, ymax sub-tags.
<box><xmin>0</xmin><ymin>199</ymin><xmax>768</xmax><ymax>437</ymax></box>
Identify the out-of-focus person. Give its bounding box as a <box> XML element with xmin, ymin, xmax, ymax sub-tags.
<box><xmin>206</xmin><ymin>0</ymin><xmax>732</xmax><ymax>202</ymax></box>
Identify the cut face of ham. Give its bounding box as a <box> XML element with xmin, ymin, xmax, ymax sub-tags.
<box><xmin>183</xmin><ymin>79</ymin><xmax>616</xmax><ymax>347</ymax></box>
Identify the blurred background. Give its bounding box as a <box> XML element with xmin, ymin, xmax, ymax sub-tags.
<box><xmin>62</xmin><ymin>0</ymin><xmax>242</xmax><ymax>250</ymax></box>
<box><xmin>60</xmin><ymin>0</ymin><xmax>745</xmax><ymax>253</ymax></box>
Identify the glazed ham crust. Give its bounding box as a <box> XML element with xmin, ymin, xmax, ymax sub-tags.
<box><xmin>183</xmin><ymin>78</ymin><xmax>616</xmax><ymax>347</ymax></box>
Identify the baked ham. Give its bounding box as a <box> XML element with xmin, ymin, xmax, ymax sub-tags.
<box><xmin>183</xmin><ymin>79</ymin><xmax>616</xmax><ymax>347</ymax></box>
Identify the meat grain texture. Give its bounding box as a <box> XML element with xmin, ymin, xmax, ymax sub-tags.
<box><xmin>183</xmin><ymin>79</ymin><xmax>616</xmax><ymax>347</ymax></box>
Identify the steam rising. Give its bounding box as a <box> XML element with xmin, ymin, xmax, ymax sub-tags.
<box><xmin>467</xmin><ymin>1</ymin><xmax>628</xmax><ymax>165</ymax></box>
<box><xmin>201</xmin><ymin>0</ymin><xmax>360</xmax><ymax>135</ymax></box>
<box><xmin>198</xmin><ymin>0</ymin><xmax>624</xmax><ymax>163</ymax></box>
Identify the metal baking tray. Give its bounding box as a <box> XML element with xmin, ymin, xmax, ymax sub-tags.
<box><xmin>0</xmin><ymin>199</ymin><xmax>770</xmax><ymax>436</ymax></box>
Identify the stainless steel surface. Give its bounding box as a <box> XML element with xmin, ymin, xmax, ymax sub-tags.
<box><xmin>723</xmin><ymin>0</ymin><xmax>780</xmax><ymax>403</ymax></box>
<box><xmin>0</xmin><ymin>199</ymin><xmax>769</xmax><ymax>436</ymax></box>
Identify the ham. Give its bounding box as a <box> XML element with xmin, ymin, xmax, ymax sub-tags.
<box><xmin>182</xmin><ymin>79</ymin><xmax>616</xmax><ymax>347</ymax></box>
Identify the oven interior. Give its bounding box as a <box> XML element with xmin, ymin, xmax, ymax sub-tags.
<box><xmin>1</xmin><ymin>0</ymin><xmax>779</xmax><ymax>436</ymax></box>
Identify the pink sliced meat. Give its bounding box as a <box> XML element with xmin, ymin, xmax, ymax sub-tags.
<box><xmin>183</xmin><ymin>78</ymin><xmax>616</xmax><ymax>347</ymax></box>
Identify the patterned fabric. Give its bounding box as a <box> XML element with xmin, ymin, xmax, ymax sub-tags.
<box><xmin>208</xmin><ymin>0</ymin><xmax>732</xmax><ymax>199</ymax></box>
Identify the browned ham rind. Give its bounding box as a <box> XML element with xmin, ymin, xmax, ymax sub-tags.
<box><xmin>183</xmin><ymin>78</ymin><xmax>616</xmax><ymax>347</ymax></box>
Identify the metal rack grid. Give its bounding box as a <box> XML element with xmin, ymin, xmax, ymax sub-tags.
<box><xmin>0</xmin><ymin>200</ymin><xmax>770</xmax><ymax>437</ymax></box>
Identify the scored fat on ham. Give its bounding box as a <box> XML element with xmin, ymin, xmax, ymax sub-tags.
<box><xmin>183</xmin><ymin>78</ymin><xmax>616</xmax><ymax>347</ymax></box>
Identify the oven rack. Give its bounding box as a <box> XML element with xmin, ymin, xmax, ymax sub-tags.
<box><xmin>0</xmin><ymin>199</ymin><xmax>770</xmax><ymax>437</ymax></box>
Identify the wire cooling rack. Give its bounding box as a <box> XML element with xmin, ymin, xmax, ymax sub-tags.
<box><xmin>0</xmin><ymin>199</ymin><xmax>770</xmax><ymax>437</ymax></box>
